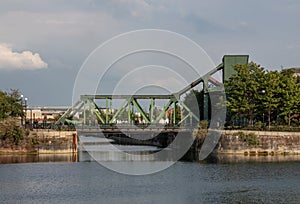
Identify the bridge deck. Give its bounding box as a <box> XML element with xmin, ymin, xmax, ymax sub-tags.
<box><xmin>76</xmin><ymin>126</ymin><xmax>194</xmax><ymax>134</ymax></box>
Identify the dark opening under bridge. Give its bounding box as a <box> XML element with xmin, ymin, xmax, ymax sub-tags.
<box><xmin>55</xmin><ymin>55</ymin><xmax>248</xmax><ymax>134</ymax></box>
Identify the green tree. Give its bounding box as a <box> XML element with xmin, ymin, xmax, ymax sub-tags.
<box><xmin>0</xmin><ymin>89</ymin><xmax>23</xmax><ymax>119</ymax></box>
<box><xmin>279</xmin><ymin>70</ymin><xmax>300</xmax><ymax>127</ymax></box>
<box><xmin>261</xmin><ymin>71</ymin><xmax>282</xmax><ymax>129</ymax></box>
<box><xmin>0</xmin><ymin>117</ymin><xmax>28</xmax><ymax>145</ymax></box>
<box><xmin>225</xmin><ymin>62</ymin><xmax>265</xmax><ymax>126</ymax></box>
<box><xmin>0</xmin><ymin>89</ymin><xmax>28</xmax><ymax>146</ymax></box>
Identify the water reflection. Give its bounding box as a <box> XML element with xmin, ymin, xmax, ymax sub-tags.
<box><xmin>78</xmin><ymin>135</ymin><xmax>165</xmax><ymax>162</ymax></box>
<box><xmin>208</xmin><ymin>154</ymin><xmax>300</xmax><ymax>163</ymax></box>
<box><xmin>0</xmin><ymin>153</ymin><xmax>77</xmax><ymax>164</ymax></box>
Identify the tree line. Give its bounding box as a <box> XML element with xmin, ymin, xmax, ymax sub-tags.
<box><xmin>183</xmin><ymin>62</ymin><xmax>300</xmax><ymax>130</ymax></box>
<box><xmin>225</xmin><ymin>62</ymin><xmax>300</xmax><ymax>129</ymax></box>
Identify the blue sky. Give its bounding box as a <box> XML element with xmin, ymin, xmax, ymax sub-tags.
<box><xmin>0</xmin><ymin>0</ymin><xmax>299</xmax><ymax>106</ymax></box>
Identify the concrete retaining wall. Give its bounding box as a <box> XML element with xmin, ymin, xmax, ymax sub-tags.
<box><xmin>31</xmin><ymin>130</ymin><xmax>77</xmax><ymax>154</ymax></box>
<box><xmin>217</xmin><ymin>130</ymin><xmax>300</xmax><ymax>155</ymax></box>
<box><xmin>32</xmin><ymin>130</ymin><xmax>76</xmax><ymax>138</ymax></box>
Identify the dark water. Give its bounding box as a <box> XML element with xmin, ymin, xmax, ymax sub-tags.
<box><xmin>1</xmin><ymin>135</ymin><xmax>300</xmax><ymax>203</ymax></box>
<box><xmin>0</xmin><ymin>159</ymin><xmax>300</xmax><ymax>203</ymax></box>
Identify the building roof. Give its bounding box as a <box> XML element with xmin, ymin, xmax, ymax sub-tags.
<box><xmin>288</xmin><ymin>67</ymin><xmax>300</xmax><ymax>73</ymax></box>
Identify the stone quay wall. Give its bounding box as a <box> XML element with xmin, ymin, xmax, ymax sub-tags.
<box><xmin>31</xmin><ymin>130</ymin><xmax>77</xmax><ymax>154</ymax></box>
<box><xmin>216</xmin><ymin>130</ymin><xmax>300</xmax><ymax>155</ymax></box>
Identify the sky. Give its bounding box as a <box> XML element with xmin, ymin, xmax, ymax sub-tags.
<box><xmin>0</xmin><ymin>0</ymin><xmax>299</xmax><ymax>106</ymax></box>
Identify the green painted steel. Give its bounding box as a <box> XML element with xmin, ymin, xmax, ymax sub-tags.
<box><xmin>109</xmin><ymin>99</ymin><xmax>128</xmax><ymax>123</ymax></box>
<box><xmin>177</xmin><ymin>114</ymin><xmax>189</xmax><ymax>125</ymax></box>
<box><xmin>149</xmin><ymin>98</ymin><xmax>154</xmax><ymax>122</ymax></box>
<box><xmin>55</xmin><ymin>100</ymin><xmax>81</xmax><ymax>125</ymax></box>
<box><xmin>83</xmin><ymin>100</ymin><xmax>86</xmax><ymax>125</ymax></box>
<box><xmin>132</xmin><ymin>98</ymin><xmax>150</xmax><ymax>123</ymax></box>
<box><xmin>177</xmin><ymin>99</ymin><xmax>199</xmax><ymax>123</ymax></box>
<box><xmin>154</xmin><ymin>99</ymin><xmax>173</xmax><ymax>123</ymax></box>
<box><xmin>81</xmin><ymin>95</ymin><xmax>173</xmax><ymax>100</ymax></box>
<box><xmin>55</xmin><ymin>55</ymin><xmax>249</xmax><ymax>128</ymax></box>
<box><xmin>223</xmin><ymin>55</ymin><xmax>249</xmax><ymax>82</ymax></box>
<box><xmin>88</xmin><ymin>99</ymin><xmax>105</xmax><ymax>124</ymax></box>
<box><xmin>173</xmin><ymin>102</ymin><xmax>177</xmax><ymax>124</ymax></box>
<box><xmin>128</xmin><ymin>100</ymin><xmax>131</xmax><ymax>124</ymax></box>
<box><xmin>105</xmin><ymin>97</ymin><xmax>109</xmax><ymax>124</ymax></box>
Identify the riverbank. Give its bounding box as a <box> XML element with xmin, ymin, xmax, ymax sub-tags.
<box><xmin>189</xmin><ymin>130</ymin><xmax>300</xmax><ymax>161</ymax></box>
<box><xmin>2</xmin><ymin>129</ymin><xmax>300</xmax><ymax>159</ymax></box>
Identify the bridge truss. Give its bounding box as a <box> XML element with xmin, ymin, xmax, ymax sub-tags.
<box><xmin>55</xmin><ymin>55</ymin><xmax>248</xmax><ymax>128</ymax></box>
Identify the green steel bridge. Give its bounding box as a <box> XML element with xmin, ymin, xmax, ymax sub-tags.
<box><xmin>55</xmin><ymin>55</ymin><xmax>248</xmax><ymax>130</ymax></box>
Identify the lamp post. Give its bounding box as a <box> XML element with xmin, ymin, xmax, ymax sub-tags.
<box><xmin>24</xmin><ymin>97</ymin><xmax>28</xmax><ymax>128</ymax></box>
<box><xmin>30</xmin><ymin>108</ymin><xmax>33</xmax><ymax>130</ymax></box>
<box><xmin>261</xmin><ymin>90</ymin><xmax>266</xmax><ymax>129</ymax></box>
<box><xmin>20</xmin><ymin>95</ymin><xmax>28</xmax><ymax>127</ymax></box>
<box><xmin>21</xmin><ymin>95</ymin><xmax>24</xmax><ymax>126</ymax></box>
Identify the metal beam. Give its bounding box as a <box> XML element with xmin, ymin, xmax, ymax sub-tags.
<box><xmin>128</xmin><ymin>100</ymin><xmax>131</xmax><ymax>124</ymax></box>
<box><xmin>177</xmin><ymin>100</ymin><xmax>200</xmax><ymax>122</ymax></box>
<box><xmin>88</xmin><ymin>99</ymin><xmax>105</xmax><ymax>124</ymax></box>
<box><xmin>149</xmin><ymin>98</ymin><xmax>154</xmax><ymax>122</ymax></box>
<box><xmin>55</xmin><ymin>100</ymin><xmax>81</xmax><ymax>125</ymax></box>
<box><xmin>176</xmin><ymin>63</ymin><xmax>224</xmax><ymax>96</ymax></box>
<box><xmin>177</xmin><ymin>113</ymin><xmax>190</xmax><ymax>125</ymax></box>
<box><xmin>109</xmin><ymin>99</ymin><xmax>129</xmax><ymax>123</ymax></box>
<box><xmin>105</xmin><ymin>97</ymin><xmax>109</xmax><ymax>124</ymax></box>
<box><xmin>81</xmin><ymin>94</ymin><xmax>173</xmax><ymax>100</ymax></box>
<box><xmin>132</xmin><ymin>98</ymin><xmax>150</xmax><ymax>123</ymax></box>
<box><xmin>154</xmin><ymin>99</ymin><xmax>174</xmax><ymax>123</ymax></box>
<box><xmin>173</xmin><ymin>102</ymin><xmax>177</xmax><ymax>124</ymax></box>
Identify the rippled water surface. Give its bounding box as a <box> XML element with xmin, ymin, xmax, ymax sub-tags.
<box><xmin>1</xmin><ymin>160</ymin><xmax>300</xmax><ymax>203</ymax></box>
<box><xmin>1</xmin><ymin>136</ymin><xmax>300</xmax><ymax>203</ymax></box>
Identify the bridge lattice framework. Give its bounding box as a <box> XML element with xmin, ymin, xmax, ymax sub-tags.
<box><xmin>55</xmin><ymin>55</ymin><xmax>248</xmax><ymax>128</ymax></box>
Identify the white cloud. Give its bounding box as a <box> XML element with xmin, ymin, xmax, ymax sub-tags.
<box><xmin>0</xmin><ymin>43</ymin><xmax>47</xmax><ymax>70</ymax></box>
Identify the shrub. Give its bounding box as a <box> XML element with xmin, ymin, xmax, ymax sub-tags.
<box><xmin>235</xmin><ymin>131</ymin><xmax>259</xmax><ymax>146</ymax></box>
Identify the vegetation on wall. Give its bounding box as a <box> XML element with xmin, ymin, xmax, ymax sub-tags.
<box><xmin>233</xmin><ymin>131</ymin><xmax>259</xmax><ymax>147</ymax></box>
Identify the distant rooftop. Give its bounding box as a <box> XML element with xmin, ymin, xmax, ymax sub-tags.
<box><xmin>288</xmin><ymin>67</ymin><xmax>300</xmax><ymax>73</ymax></box>
<box><xmin>28</xmin><ymin>106</ymin><xmax>69</xmax><ymax>111</ymax></box>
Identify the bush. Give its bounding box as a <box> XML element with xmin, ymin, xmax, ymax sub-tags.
<box><xmin>0</xmin><ymin>118</ymin><xmax>27</xmax><ymax>145</ymax></box>
<box><xmin>234</xmin><ymin>131</ymin><xmax>259</xmax><ymax>146</ymax></box>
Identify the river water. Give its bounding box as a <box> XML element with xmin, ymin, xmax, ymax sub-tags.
<box><xmin>1</xmin><ymin>136</ymin><xmax>300</xmax><ymax>203</ymax></box>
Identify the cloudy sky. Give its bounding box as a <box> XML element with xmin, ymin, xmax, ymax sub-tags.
<box><xmin>0</xmin><ymin>0</ymin><xmax>299</xmax><ymax>106</ymax></box>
